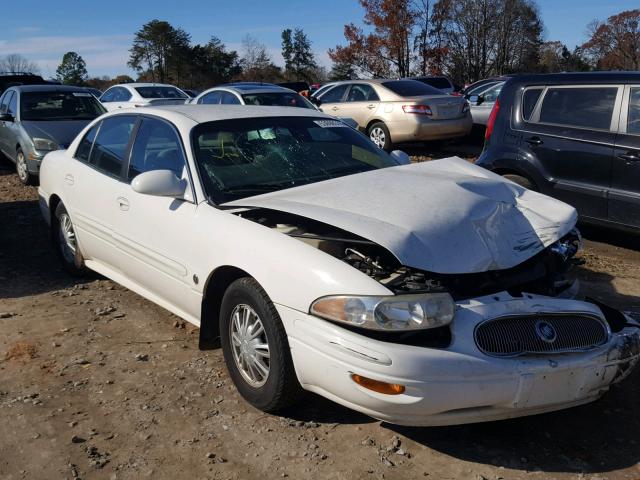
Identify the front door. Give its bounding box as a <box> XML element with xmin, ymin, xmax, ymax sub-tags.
<box><xmin>0</xmin><ymin>91</ymin><xmax>16</xmax><ymax>158</ymax></box>
<box><xmin>111</xmin><ymin>116</ymin><xmax>198</xmax><ymax>318</ymax></box>
<box><xmin>522</xmin><ymin>85</ymin><xmax>622</xmax><ymax>221</ymax></box>
<box><xmin>610</xmin><ymin>85</ymin><xmax>640</xmax><ymax>228</ymax></box>
<box><xmin>317</xmin><ymin>84</ymin><xmax>350</xmax><ymax>119</ymax></box>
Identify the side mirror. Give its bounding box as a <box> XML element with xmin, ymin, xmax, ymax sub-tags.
<box><xmin>0</xmin><ymin>112</ymin><xmax>14</xmax><ymax>122</ymax></box>
<box><xmin>390</xmin><ymin>150</ymin><xmax>411</xmax><ymax>165</ymax></box>
<box><xmin>311</xmin><ymin>96</ymin><xmax>321</xmax><ymax>106</ymax></box>
<box><xmin>131</xmin><ymin>170</ymin><xmax>186</xmax><ymax>198</ymax></box>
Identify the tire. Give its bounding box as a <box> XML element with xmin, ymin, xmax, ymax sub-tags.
<box><xmin>53</xmin><ymin>202</ymin><xmax>85</xmax><ymax>276</ymax></box>
<box><xmin>368</xmin><ymin>122</ymin><xmax>393</xmax><ymax>151</ymax></box>
<box><xmin>220</xmin><ymin>277</ymin><xmax>303</xmax><ymax>412</ymax></box>
<box><xmin>503</xmin><ymin>173</ymin><xmax>535</xmax><ymax>191</ymax></box>
<box><xmin>16</xmin><ymin>148</ymin><xmax>36</xmax><ymax>186</ymax></box>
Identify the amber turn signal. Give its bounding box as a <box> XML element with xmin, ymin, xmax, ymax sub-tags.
<box><xmin>351</xmin><ymin>374</ymin><xmax>405</xmax><ymax>395</ymax></box>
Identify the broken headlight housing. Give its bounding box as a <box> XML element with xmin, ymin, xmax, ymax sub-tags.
<box><xmin>310</xmin><ymin>293</ymin><xmax>455</xmax><ymax>331</ymax></box>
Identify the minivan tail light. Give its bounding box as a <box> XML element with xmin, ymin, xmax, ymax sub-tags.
<box><xmin>485</xmin><ymin>98</ymin><xmax>500</xmax><ymax>141</ymax></box>
<box><xmin>402</xmin><ymin>104</ymin><xmax>432</xmax><ymax>115</ymax></box>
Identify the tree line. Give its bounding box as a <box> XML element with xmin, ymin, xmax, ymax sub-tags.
<box><xmin>329</xmin><ymin>1</ymin><xmax>640</xmax><ymax>85</ymax></box>
<box><xmin>3</xmin><ymin>3</ymin><xmax>639</xmax><ymax>90</ymax></box>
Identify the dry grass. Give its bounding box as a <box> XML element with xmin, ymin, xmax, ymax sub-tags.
<box><xmin>4</xmin><ymin>341</ymin><xmax>38</xmax><ymax>361</ymax></box>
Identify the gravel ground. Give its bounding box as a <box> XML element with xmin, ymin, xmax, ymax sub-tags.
<box><xmin>1</xmin><ymin>149</ymin><xmax>639</xmax><ymax>480</ymax></box>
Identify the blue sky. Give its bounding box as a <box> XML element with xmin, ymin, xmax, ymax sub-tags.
<box><xmin>1</xmin><ymin>0</ymin><xmax>638</xmax><ymax>78</ymax></box>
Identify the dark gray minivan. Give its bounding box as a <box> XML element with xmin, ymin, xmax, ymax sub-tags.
<box><xmin>476</xmin><ymin>72</ymin><xmax>640</xmax><ymax>232</ymax></box>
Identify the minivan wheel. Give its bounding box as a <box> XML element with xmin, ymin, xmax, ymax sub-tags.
<box><xmin>220</xmin><ymin>277</ymin><xmax>303</xmax><ymax>412</ymax></box>
<box><xmin>16</xmin><ymin>148</ymin><xmax>36</xmax><ymax>186</ymax></box>
<box><xmin>368</xmin><ymin>122</ymin><xmax>392</xmax><ymax>151</ymax></box>
<box><xmin>53</xmin><ymin>202</ymin><xmax>85</xmax><ymax>276</ymax></box>
<box><xmin>503</xmin><ymin>174</ymin><xmax>535</xmax><ymax>191</ymax></box>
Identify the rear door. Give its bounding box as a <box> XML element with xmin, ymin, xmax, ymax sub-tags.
<box><xmin>0</xmin><ymin>91</ymin><xmax>14</xmax><ymax>157</ymax></box>
<box><xmin>610</xmin><ymin>85</ymin><xmax>640</xmax><ymax>228</ymax></box>
<box><xmin>522</xmin><ymin>84</ymin><xmax>622</xmax><ymax>220</ymax></box>
<box><xmin>337</xmin><ymin>83</ymin><xmax>380</xmax><ymax>128</ymax></box>
<box><xmin>317</xmin><ymin>84</ymin><xmax>350</xmax><ymax>117</ymax></box>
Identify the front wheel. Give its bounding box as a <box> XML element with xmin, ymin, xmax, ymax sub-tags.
<box><xmin>53</xmin><ymin>202</ymin><xmax>85</xmax><ymax>276</ymax></box>
<box><xmin>368</xmin><ymin>122</ymin><xmax>392</xmax><ymax>151</ymax></box>
<box><xmin>220</xmin><ymin>277</ymin><xmax>303</xmax><ymax>412</ymax></box>
<box><xmin>16</xmin><ymin>148</ymin><xmax>36</xmax><ymax>185</ymax></box>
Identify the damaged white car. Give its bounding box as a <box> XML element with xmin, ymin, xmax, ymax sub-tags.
<box><xmin>37</xmin><ymin>105</ymin><xmax>640</xmax><ymax>426</ymax></box>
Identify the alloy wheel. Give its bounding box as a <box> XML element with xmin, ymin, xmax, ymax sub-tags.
<box><xmin>229</xmin><ymin>304</ymin><xmax>270</xmax><ymax>388</ymax></box>
<box><xmin>370</xmin><ymin>127</ymin><xmax>386</xmax><ymax>148</ymax></box>
<box><xmin>58</xmin><ymin>212</ymin><xmax>77</xmax><ymax>265</ymax></box>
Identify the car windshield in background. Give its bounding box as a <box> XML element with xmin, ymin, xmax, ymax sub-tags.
<box><xmin>241</xmin><ymin>92</ymin><xmax>313</xmax><ymax>109</ymax></box>
<box><xmin>20</xmin><ymin>91</ymin><xmax>106</xmax><ymax>121</ymax></box>
<box><xmin>416</xmin><ymin>77</ymin><xmax>451</xmax><ymax>90</ymax></box>
<box><xmin>382</xmin><ymin>80</ymin><xmax>443</xmax><ymax>97</ymax></box>
<box><xmin>192</xmin><ymin>116</ymin><xmax>398</xmax><ymax>203</ymax></box>
<box><xmin>134</xmin><ymin>86</ymin><xmax>188</xmax><ymax>99</ymax></box>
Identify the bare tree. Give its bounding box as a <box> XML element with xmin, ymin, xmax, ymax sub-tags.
<box><xmin>0</xmin><ymin>54</ymin><xmax>40</xmax><ymax>73</ymax></box>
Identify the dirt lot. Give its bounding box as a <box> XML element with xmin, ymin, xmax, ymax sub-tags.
<box><xmin>1</xmin><ymin>146</ymin><xmax>640</xmax><ymax>480</ymax></box>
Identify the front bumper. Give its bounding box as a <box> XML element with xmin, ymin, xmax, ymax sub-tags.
<box><xmin>278</xmin><ymin>292</ymin><xmax>640</xmax><ymax>426</ymax></box>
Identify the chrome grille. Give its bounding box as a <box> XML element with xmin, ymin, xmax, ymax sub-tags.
<box><xmin>474</xmin><ymin>313</ymin><xmax>609</xmax><ymax>357</ymax></box>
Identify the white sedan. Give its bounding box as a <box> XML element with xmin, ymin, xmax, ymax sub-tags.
<box><xmin>99</xmin><ymin>83</ymin><xmax>189</xmax><ymax>111</ymax></box>
<box><xmin>38</xmin><ymin>105</ymin><xmax>640</xmax><ymax>426</ymax></box>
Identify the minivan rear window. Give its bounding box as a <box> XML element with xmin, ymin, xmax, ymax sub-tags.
<box><xmin>538</xmin><ymin>87</ymin><xmax>618</xmax><ymax>130</ymax></box>
<box><xmin>381</xmin><ymin>80</ymin><xmax>443</xmax><ymax>97</ymax></box>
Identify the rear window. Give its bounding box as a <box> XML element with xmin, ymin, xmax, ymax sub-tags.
<box><xmin>381</xmin><ymin>80</ymin><xmax>443</xmax><ymax>97</ymax></box>
<box><xmin>241</xmin><ymin>92</ymin><xmax>313</xmax><ymax>109</ymax></box>
<box><xmin>20</xmin><ymin>91</ymin><xmax>106</xmax><ymax>121</ymax></box>
<box><xmin>134</xmin><ymin>86</ymin><xmax>187</xmax><ymax>99</ymax></box>
<box><xmin>415</xmin><ymin>77</ymin><xmax>452</xmax><ymax>90</ymax></box>
<box><xmin>522</xmin><ymin>88</ymin><xmax>543</xmax><ymax>121</ymax></box>
<box><xmin>538</xmin><ymin>87</ymin><xmax>618</xmax><ymax>130</ymax></box>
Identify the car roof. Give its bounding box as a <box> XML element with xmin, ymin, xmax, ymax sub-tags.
<box><xmin>113</xmin><ymin>83</ymin><xmax>180</xmax><ymax>89</ymax></box>
<box><xmin>106</xmin><ymin>104</ymin><xmax>331</xmax><ymax>125</ymax></box>
<box><xmin>507</xmin><ymin>71</ymin><xmax>640</xmax><ymax>84</ymax></box>
<box><xmin>208</xmin><ymin>85</ymin><xmax>296</xmax><ymax>95</ymax></box>
<box><xmin>9</xmin><ymin>85</ymin><xmax>97</xmax><ymax>93</ymax></box>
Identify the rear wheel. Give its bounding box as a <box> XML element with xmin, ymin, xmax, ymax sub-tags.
<box><xmin>368</xmin><ymin>122</ymin><xmax>392</xmax><ymax>151</ymax></box>
<box><xmin>220</xmin><ymin>277</ymin><xmax>303</xmax><ymax>412</ymax></box>
<box><xmin>16</xmin><ymin>148</ymin><xmax>36</xmax><ymax>185</ymax></box>
<box><xmin>53</xmin><ymin>202</ymin><xmax>85</xmax><ymax>276</ymax></box>
<box><xmin>503</xmin><ymin>173</ymin><xmax>535</xmax><ymax>191</ymax></box>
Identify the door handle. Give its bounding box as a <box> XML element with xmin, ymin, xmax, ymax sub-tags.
<box><xmin>366</xmin><ymin>104</ymin><xmax>376</xmax><ymax>110</ymax></box>
<box><xmin>331</xmin><ymin>106</ymin><xmax>339</xmax><ymax>111</ymax></box>
<box><xmin>617</xmin><ymin>152</ymin><xmax>640</xmax><ymax>163</ymax></box>
<box><xmin>117</xmin><ymin>197</ymin><xmax>130</xmax><ymax>211</ymax></box>
<box><xmin>64</xmin><ymin>174</ymin><xmax>74</xmax><ymax>185</ymax></box>
<box><xmin>525</xmin><ymin>136</ymin><xmax>543</xmax><ymax>146</ymax></box>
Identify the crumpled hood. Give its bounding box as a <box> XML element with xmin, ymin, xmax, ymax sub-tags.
<box><xmin>22</xmin><ymin>120</ymin><xmax>93</xmax><ymax>148</ymax></box>
<box><xmin>223</xmin><ymin>157</ymin><xmax>577</xmax><ymax>274</ymax></box>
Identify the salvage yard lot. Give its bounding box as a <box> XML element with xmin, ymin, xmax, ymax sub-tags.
<box><xmin>1</xmin><ymin>146</ymin><xmax>640</xmax><ymax>480</ymax></box>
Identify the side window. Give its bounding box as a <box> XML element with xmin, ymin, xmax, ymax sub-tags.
<box><xmin>75</xmin><ymin>123</ymin><xmax>101</xmax><ymax>163</ymax></box>
<box><xmin>538</xmin><ymin>87</ymin><xmax>618</xmax><ymax>130</ymax></box>
<box><xmin>100</xmin><ymin>89</ymin><xmax>115</xmax><ymax>103</ymax></box>
<box><xmin>88</xmin><ymin>116</ymin><xmax>136</xmax><ymax>177</ymax></box>
<box><xmin>119</xmin><ymin>88</ymin><xmax>132</xmax><ymax>101</ymax></box>
<box><xmin>319</xmin><ymin>84</ymin><xmax>349</xmax><ymax>104</ymax></box>
<box><xmin>522</xmin><ymin>88</ymin><xmax>543</xmax><ymax>121</ymax></box>
<box><xmin>1</xmin><ymin>92</ymin><xmax>13</xmax><ymax>113</ymax></box>
<box><xmin>8</xmin><ymin>92</ymin><xmax>18</xmax><ymax>117</ymax></box>
<box><xmin>347</xmin><ymin>84</ymin><xmax>379</xmax><ymax>102</ymax></box>
<box><xmin>128</xmin><ymin>118</ymin><xmax>186</xmax><ymax>180</ymax></box>
<box><xmin>220</xmin><ymin>92</ymin><xmax>241</xmax><ymax>105</ymax></box>
<box><xmin>200</xmin><ymin>91</ymin><xmax>222</xmax><ymax>104</ymax></box>
<box><xmin>627</xmin><ymin>87</ymin><xmax>640</xmax><ymax>135</ymax></box>
<box><xmin>482</xmin><ymin>83</ymin><xmax>503</xmax><ymax>103</ymax></box>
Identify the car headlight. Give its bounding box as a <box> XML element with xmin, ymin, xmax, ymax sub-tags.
<box><xmin>310</xmin><ymin>293</ymin><xmax>455</xmax><ymax>331</ymax></box>
<box><xmin>33</xmin><ymin>138</ymin><xmax>59</xmax><ymax>152</ymax></box>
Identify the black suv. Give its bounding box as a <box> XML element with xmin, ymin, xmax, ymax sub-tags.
<box><xmin>0</xmin><ymin>72</ymin><xmax>47</xmax><ymax>95</ymax></box>
<box><xmin>476</xmin><ymin>72</ymin><xmax>640</xmax><ymax>232</ymax></box>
